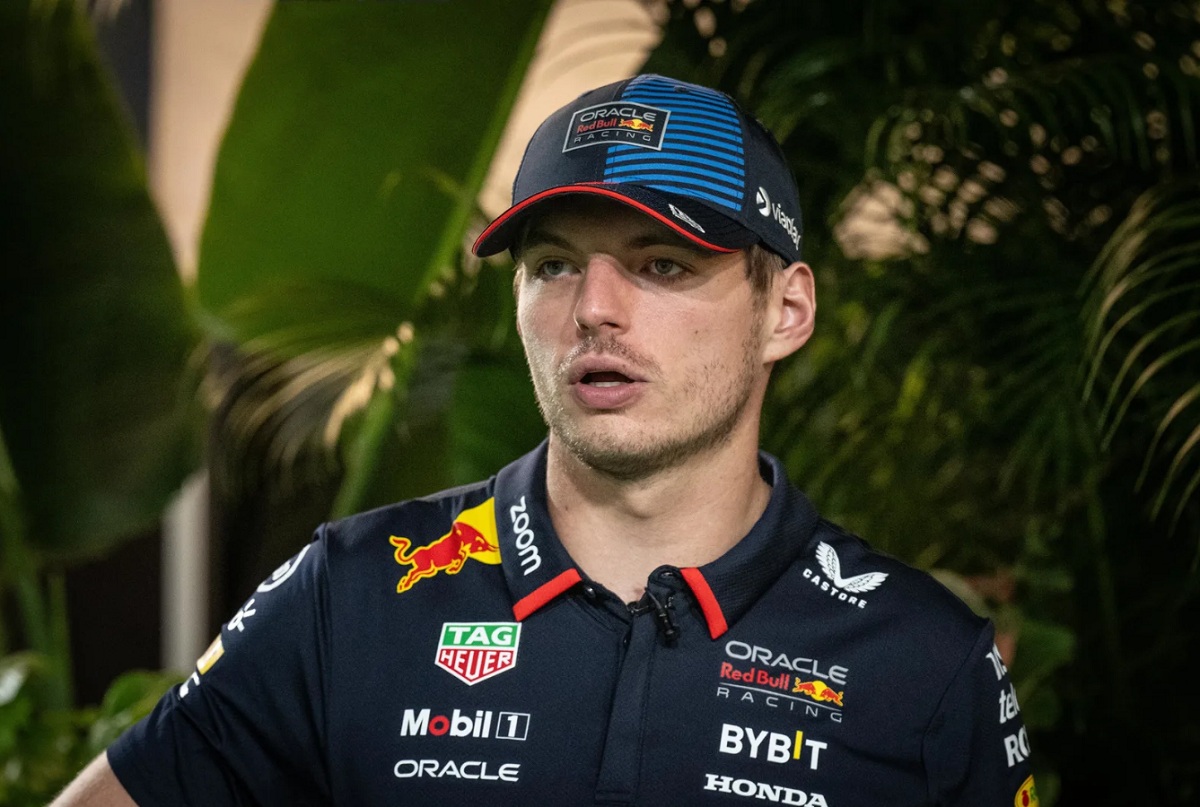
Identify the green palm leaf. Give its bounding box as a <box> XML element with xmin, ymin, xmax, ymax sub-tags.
<box><xmin>0</xmin><ymin>0</ymin><xmax>200</xmax><ymax>559</ymax></box>
<box><xmin>195</xmin><ymin>1</ymin><xmax>553</xmax><ymax>515</ymax></box>
<box><xmin>1081</xmin><ymin>180</ymin><xmax>1200</xmax><ymax>530</ymax></box>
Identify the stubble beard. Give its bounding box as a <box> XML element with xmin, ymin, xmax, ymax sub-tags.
<box><xmin>526</xmin><ymin>322</ymin><xmax>766</xmax><ymax>482</ymax></box>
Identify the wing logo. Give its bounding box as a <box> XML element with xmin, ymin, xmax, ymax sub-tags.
<box><xmin>816</xmin><ymin>543</ymin><xmax>888</xmax><ymax>592</ymax></box>
<box><xmin>803</xmin><ymin>542</ymin><xmax>888</xmax><ymax>609</ymax></box>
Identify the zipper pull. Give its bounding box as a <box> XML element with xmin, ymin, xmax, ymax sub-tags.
<box><xmin>646</xmin><ymin>590</ymin><xmax>679</xmax><ymax>646</ymax></box>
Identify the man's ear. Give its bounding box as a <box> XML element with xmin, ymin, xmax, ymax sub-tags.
<box><xmin>512</xmin><ymin>265</ymin><xmax>523</xmax><ymax>338</ymax></box>
<box><xmin>762</xmin><ymin>262</ymin><xmax>816</xmax><ymax>364</ymax></box>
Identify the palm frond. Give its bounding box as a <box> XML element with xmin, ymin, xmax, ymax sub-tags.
<box><xmin>1081</xmin><ymin>180</ymin><xmax>1200</xmax><ymax>531</ymax></box>
<box><xmin>204</xmin><ymin>278</ymin><xmax>411</xmax><ymax>494</ymax></box>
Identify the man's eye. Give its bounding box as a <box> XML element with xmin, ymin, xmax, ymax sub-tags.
<box><xmin>535</xmin><ymin>259</ymin><xmax>574</xmax><ymax>278</ymax></box>
<box><xmin>646</xmin><ymin>258</ymin><xmax>686</xmax><ymax>278</ymax></box>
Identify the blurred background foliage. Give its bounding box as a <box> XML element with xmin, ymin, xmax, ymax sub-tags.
<box><xmin>1</xmin><ymin>0</ymin><xmax>1198</xmax><ymax>805</ymax></box>
<box><xmin>0</xmin><ymin>0</ymin><xmax>199</xmax><ymax>565</ymax></box>
<box><xmin>1</xmin><ymin>1</ymin><xmax>198</xmax><ymax>796</ymax></box>
<box><xmin>197</xmin><ymin>0</ymin><xmax>553</xmax><ymax>602</ymax></box>
<box><xmin>642</xmin><ymin>1</ymin><xmax>1200</xmax><ymax>804</ymax></box>
<box><xmin>0</xmin><ymin>0</ymin><xmax>551</xmax><ymax>802</ymax></box>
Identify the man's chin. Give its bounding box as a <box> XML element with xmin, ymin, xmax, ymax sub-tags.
<box><xmin>551</xmin><ymin>425</ymin><xmax>732</xmax><ymax>483</ymax></box>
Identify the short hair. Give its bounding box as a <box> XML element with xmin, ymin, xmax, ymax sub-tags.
<box><xmin>747</xmin><ymin>242</ymin><xmax>786</xmax><ymax>305</ymax></box>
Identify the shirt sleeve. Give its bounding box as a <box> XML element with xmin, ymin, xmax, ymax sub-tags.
<box><xmin>108</xmin><ymin>529</ymin><xmax>332</xmax><ymax>807</ymax></box>
<box><xmin>923</xmin><ymin>622</ymin><xmax>1039</xmax><ymax>807</ymax></box>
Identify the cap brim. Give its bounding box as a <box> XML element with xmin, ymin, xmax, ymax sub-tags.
<box><xmin>472</xmin><ymin>183</ymin><xmax>759</xmax><ymax>258</ymax></box>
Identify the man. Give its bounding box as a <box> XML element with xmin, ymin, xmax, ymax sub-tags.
<box><xmin>54</xmin><ymin>74</ymin><xmax>1037</xmax><ymax>806</ymax></box>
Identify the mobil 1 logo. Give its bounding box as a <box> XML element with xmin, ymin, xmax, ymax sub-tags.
<box><xmin>401</xmin><ymin>708</ymin><xmax>530</xmax><ymax>741</ymax></box>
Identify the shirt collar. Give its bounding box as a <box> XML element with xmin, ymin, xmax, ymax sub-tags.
<box><xmin>492</xmin><ymin>442</ymin><xmax>820</xmax><ymax>639</ymax></box>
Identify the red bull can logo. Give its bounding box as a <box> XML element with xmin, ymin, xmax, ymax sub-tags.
<box><xmin>619</xmin><ymin>118</ymin><xmax>654</xmax><ymax>132</ymax></box>
<box><xmin>791</xmin><ymin>678</ymin><xmax>845</xmax><ymax>707</ymax></box>
<box><xmin>1014</xmin><ymin>775</ymin><xmax>1038</xmax><ymax>807</ymax></box>
<box><xmin>391</xmin><ymin>499</ymin><xmax>501</xmax><ymax>593</ymax></box>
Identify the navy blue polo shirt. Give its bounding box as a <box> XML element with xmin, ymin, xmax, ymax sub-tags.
<box><xmin>109</xmin><ymin>443</ymin><xmax>1038</xmax><ymax>806</ymax></box>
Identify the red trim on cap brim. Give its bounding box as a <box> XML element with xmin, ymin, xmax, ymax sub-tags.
<box><xmin>512</xmin><ymin>568</ymin><xmax>582</xmax><ymax>621</ymax></box>
<box><xmin>680</xmin><ymin>567</ymin><xmax>728</xmax><ymax>639</ymax></box>
<box><xmin>472</xmin><ymin>184</ymin><xmax>743</xmax><ymax>257</ymax></box>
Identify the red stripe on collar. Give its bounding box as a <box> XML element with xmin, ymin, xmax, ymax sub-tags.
<box><xmin>512</xmin><ymin>569</ymin><xmax>583</xmax><ymax>621</ymax></box>
<box><xmin>681</xmin><ymin>567</ymin><xmax>728</xmax><ymax>639</ymax></box>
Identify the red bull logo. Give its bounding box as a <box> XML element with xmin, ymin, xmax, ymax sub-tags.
<box><xmin>391</xmin><ymin>499</ymin><xmax>501</xmax><ymax>593</ymax></box>
<box><xmin>791</xmin><ymin>678</ymin><xmax>844</xmax><ymax>707</ymax></box>
<box><xmin>1014</xmin><ymin>775</ymin><xmax>1038</xmax><ymax>807</ymax></box>
<box><xmin>619</xmin><ymin>118</ymin><xmax>654</xmax><ymax>132</ymax></box>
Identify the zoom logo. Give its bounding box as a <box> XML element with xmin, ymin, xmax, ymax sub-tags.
<box><xmin>508</xmin><ymin>497</ymin><xmax>542</xmax><ymax>575</ymax></box>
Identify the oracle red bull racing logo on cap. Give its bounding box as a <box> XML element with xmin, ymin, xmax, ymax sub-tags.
<box><xmin>563</xmin><ymin>102</ymin><xmax>669</xmax><ymax>152</ymax></box>
<box><xmin>390</xmin><ymin>499</ymin><xmax>500</xmax><ymax>593</ymax></box>
<box><xmin>436</xmin><ymin>622</ymin><xmax>521</xmax><ymax>685</ymax></box>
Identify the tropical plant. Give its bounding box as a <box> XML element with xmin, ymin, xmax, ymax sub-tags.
<box><xmin>0</xmin><ymin>0</ymin><xmax>199</xmax><ymax>706</ymax></box>
<box><xmin>0</xmin><ymin>653</ymin><xmax>178</xmax><ymax>807</ymax></box>
<box><xmin>643</xmin><ymin>1</ymin><xmax>1200</xmax><ymax>805</ymax></box>
<box><xmin>0</xmin><ymin>0</ymin><xmax>199</xmax><ymax>799</ymax></box>
<box><xmin>1</xmin><ymin>0</ymin><xmax>564</xmax><ymax>796</ymax></box>
<box><xmin>194</xmin><ymin>0</ymin><xmax>555</xmax><ymax>601</ymax></box>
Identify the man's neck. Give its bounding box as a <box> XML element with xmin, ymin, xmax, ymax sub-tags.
<box><xmin>544</xmin><ymin>431</ymin><xmax>772</xmax><ymax>604</ymax></box>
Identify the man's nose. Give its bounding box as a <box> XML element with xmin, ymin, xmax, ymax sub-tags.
<box><xmin>572</xmin><ymin>258</ymin><xmax>632</xmax><ymax>333</ymax></box>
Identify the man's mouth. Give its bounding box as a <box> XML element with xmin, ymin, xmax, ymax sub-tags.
<box><xmin>566</xmin><ymin>359</ymin><xmax>647</xmax><ymax>409</ymax></box>
<box><xmin>581</xmin><ymin>371</ymin><xmax>634</xmax><ymax>388</ymax></box>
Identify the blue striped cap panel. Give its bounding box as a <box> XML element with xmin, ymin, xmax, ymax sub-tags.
<box><xmin>603</xmin><ymin>75</ymin><xmax>747</xmax><ymax>212</ymax></box>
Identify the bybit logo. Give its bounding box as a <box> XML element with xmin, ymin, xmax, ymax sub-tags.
<box><xmin>718</xmin><ymin>723</ymin><xmax>827</xmax><ymax>769</ymax></box>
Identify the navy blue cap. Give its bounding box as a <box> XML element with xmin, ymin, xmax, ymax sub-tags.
<box><xmin>472</xmin><ymin>74</ymin><xmax>803</xmax><ymax>263</ymax></box>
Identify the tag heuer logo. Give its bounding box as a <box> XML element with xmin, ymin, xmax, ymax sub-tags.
<box><xmin>436</xmin><ymin>622</ymin><xmax>521</xmax><ymax>685</ymax></box>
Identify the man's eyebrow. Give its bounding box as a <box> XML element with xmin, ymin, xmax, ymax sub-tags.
<box><xmin>624</xmin><ymin>232</ymin><xmax>718</xmax><ymax>257</ymax></box>
<box><xmin>518</xmin><ymin>227</ymin><xmax>574</xmax><ymax>255</ymax></box>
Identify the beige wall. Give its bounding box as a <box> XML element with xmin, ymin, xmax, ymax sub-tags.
<box><xmin>148</xmin><ymin>0</ymin><xmax>659</xmax><ymax>282</ymax></box>
<box><xmin>148</xmin><ymin>0</ymin><xmax>273</xmax><ymax>282</ymax></box>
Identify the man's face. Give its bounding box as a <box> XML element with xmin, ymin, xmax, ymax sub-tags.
<box><xmin>514</xmin><ymin>196</ymin><xmax>774</xmax><ymax>479</ymax></box>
